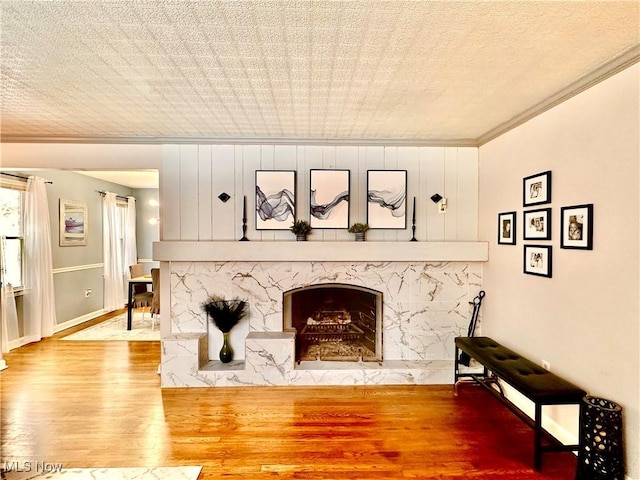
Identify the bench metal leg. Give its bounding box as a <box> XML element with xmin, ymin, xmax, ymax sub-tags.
<box><xmin>534</xmin><ymin>402</ymin><xmax>542</xmax><ymax>471</ymax></box>
<box><xmin>454</xmin><ymin>345</ymin><xmax>460</xmax><ymax>395</ymax></box>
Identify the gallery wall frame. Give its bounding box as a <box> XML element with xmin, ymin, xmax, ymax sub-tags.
<box><xmin>309</xmin><ymin>169</ymin><xmax>350</xmax><ymax>229</ymax></box>
<box><xmin>560</xmin><ymin>203</ymin><xmax>593</xmax><ymax>250</ymax></box>
<box><xmin>498</xmin><ymin>211</ymin><xmax>517</xmax><ymax>245</ymax></box>
<box><xmin>523</xmin><ymin>244</ymin><xmax>552</xmax><ymax>278</ymax></box>
<box><xmin>255</xmin><ymin>170</ymin><xmax>296</xmax><ymax>230</ymax></box>
<box><xmin>523</xmin><ymin>208</ymin><xmax>552</xmax><ymax>240</ymax></box>
<box><xmin>367</xmin><ymin>170</ymin><xmax>407</xmax><ymax>229</ymax></box>
<box><xmin>59</xmin><ymin>199</ymin><xmax>87</xmax><ymax>246</ymax></box>
<box><xmin>523</xmin><ymin>170</ymin><xmax>552</xmax><ymax>207</ymax></box>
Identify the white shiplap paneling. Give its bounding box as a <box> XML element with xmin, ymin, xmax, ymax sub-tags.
<box><xmin>212</xmin><ymin>145</ymin><xmax>236</xmax><ymax>240</ymax></box>
<box><xmin>179</xmin><ymin>145</ymin><xmax>199</xmax><ymax>241</ymax></box>
<box><xmin>197</xmin><ymin>145</ymin><xmax>213</xmax><ymax>241</ymax></box>
<box><xmin>161</xmin><ymin>145</ymin><xmax>181</xmax><ymax>241</ymax></box>
<box><xmin>456</xmin><ymin>147</ymin><xmax>479</xmax><ymax>240</ymax></box>
<box><xmin>161</xmin><ymin>144</ymin><xmax>478</xmax><ymax>242</ymax></box>
<box><xmin>424</xmin><ymin>147</ymin><xmax>446</xmax><ymax>241</ymax></box>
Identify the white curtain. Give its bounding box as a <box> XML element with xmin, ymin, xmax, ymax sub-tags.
<box><xmin>23</xmin><ymin>176</ymin><xmax>57</xmax><ymax>341</ymax></box>
<box><xmin>123</xmin><ymin>196</ymin><xmax>138</xmax><ymax>290</ymax></box>
<box><xmin>102</xmin><ymin>192</ymin><xmax>125</xmax><ymax>312</ymax></box>
<box><xmin>1</xmin><ymin>283</ymin><xmax>19</xmax><ymax>354</ymax></box>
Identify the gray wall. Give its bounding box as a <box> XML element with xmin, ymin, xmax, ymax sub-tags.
<box><xmin>44</xmin><ymin>170</ymin><xmax>132</xmax><ymax>324</ymax></box>
<box><xmin>133</xmin><ymin>188</ymin><xmax>160</xmax><ymax>273</ymax></box>
<box><xmin>6</xmin><ymin>170</ymin><xmax>158</xmax><ymax>340</ymax></box>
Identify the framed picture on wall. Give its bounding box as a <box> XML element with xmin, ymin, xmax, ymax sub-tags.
<box><xmin>523</xmin><ymin>170</ymin><xmax>552</xmax><ymax>207</ymax></box>
<box><xmin>523</xmin><ymin>245</ymin><xmax>552</xmax><ymax>278</ymax></box>
<box><xmin>523</xmin><ymin>208</ymin><xmax>552</xmax><ymax>240</ymax></box>
<box><xmin>255</xmin><ymin>170</ymin><xmax>296</xmax><ymax>230</ymax></box>
<box><xmin>560</xmin><ymin>204</ymin><xmax>593</xmax><ymax>250</ymax></box>
<box><xmin>497</xmin><ymin>211</ymin><xmax>516</xmax><ymax>245</ymax></box>
<box><xmin>309</xmin><ymin>169</ymin><xmax>350</xmax><ymax>229</ymax></box>
<box><xmin>59</xmin><ymin>199</ymin><xmax>87</xmax><ymax>246</ymax></box>
<box><xmin>367</xmin><ymin>170</ymin><xmax>407</xmax><ymax>229</ymax></box>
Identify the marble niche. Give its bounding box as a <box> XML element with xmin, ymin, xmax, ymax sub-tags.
<box><xmin>161</xmin><ymin>259</ymin><xmax>483</xmax><ymax>388</ymax></box>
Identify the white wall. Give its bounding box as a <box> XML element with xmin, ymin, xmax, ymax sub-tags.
<box><xmin>161</xmin><ymin>145</ymin><xmax>478</xmax><ymax>242</ymax></box>
<box><xmin>1</xmin><ymin>143</ymin><xmax>162</xmax><ymax>169</ymax></box>
<box><xmin>479</xmin><ymin>64</ymin><xmax>639</xmax><ymax>479</ymax></box>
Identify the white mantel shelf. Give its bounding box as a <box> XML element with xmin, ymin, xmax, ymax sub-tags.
<box><xmin>153</xmin><ymin>241</ymin><xmax>488</xmax><ymax>262</ymax></box>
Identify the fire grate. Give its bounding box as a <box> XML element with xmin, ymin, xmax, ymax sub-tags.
<box><xmin>300</xmin><ymin>323</ymin><xmax>365</xmax><ymax>343</ymax></box>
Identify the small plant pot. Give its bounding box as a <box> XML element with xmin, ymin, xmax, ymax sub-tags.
<box><xmin>296</xmin><ymin>234</ymin><xmax>307</xmax><ymax>241</ymax></box>
<box><xmin>354</xmin><ymin>232</ymin><xmax>365</xmax><ymax>242</ymax></box>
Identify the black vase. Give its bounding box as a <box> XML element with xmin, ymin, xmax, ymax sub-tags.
<box><xmin>219</xmin><ymin>332</ymin><xmax>233</xmax><ymax>363</ymax></box>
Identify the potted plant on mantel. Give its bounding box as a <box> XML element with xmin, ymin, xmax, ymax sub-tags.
<box><xmin>290</xmin><ymin>220</ymin><xmax>312</xmax><ymax>241</ymax></box>
<box><xmin>348</xmin><ymin>222</ymin><xmax>370</xmax><ymax>241</ymax></box>
<box><xmin>201</xmin><ymin>296</ymin><xmax>248</xmax><ymax>363</ymax></box>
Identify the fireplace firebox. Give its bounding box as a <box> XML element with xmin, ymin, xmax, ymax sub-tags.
<box><xmin>283</xmin><ymin>283</ymin><xmax>383</xmax><ymax>362</ymax></box>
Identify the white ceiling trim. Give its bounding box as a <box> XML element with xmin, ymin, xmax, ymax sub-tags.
<box><xmin>478</xmin><ymin>44</ymin><xmax>640</xmax><ymax>146</ymax></box>
<box><xmin>0</xmin><ymin>134</ymin><xmax>477</xmax><ymax>147</ymax></box>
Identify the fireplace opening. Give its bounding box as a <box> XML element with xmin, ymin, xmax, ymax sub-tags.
<box><xmin>283</xmin><ymin>283</ymin><xmax>382</xmax><ymax>362</ymax></box>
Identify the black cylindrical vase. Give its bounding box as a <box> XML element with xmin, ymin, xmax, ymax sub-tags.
<box><xmin>576</xmin><ymin>396</ymin><xmax>624</xmax><ymax>480</ymax></box>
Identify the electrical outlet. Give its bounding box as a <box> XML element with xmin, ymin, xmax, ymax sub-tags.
<box><xmin>542</xmin><ymin>359</ymin><xmax>551</xmax><ymax>371</ymax></box>
<box><xmin>85</xmin><ymin>289</ymin><xmax>92</xmax><ymax>298</ymax></box>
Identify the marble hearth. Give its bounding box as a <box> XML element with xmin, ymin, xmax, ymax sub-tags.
<box><xmin>154</xmin><ymin>241</ymin><xmax>487</xmax><ymax>388</ymax></box>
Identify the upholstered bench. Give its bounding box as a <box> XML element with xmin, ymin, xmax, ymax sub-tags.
<box><xmin>454</xmin><ymin>336</ymin><xmax>586</xmax><ymax>471</ymax></box>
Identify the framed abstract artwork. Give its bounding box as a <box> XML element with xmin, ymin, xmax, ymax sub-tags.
<box><xmin>59</xmin><ymin>199</ymin><xmax>87</xmax><ymax>246</ymax></box>
<box><xmin>498</xmin><ymin>211</ymin><xmax>516</xmax><ymax>245</ymax></box>
<box><xmin>523</xmin><ymin>170</ymin><xmax>552</xmax><ymax>207</ymax></box>
<box><xmin>523</xmin><ymin>208</ymin><xmax>552</xmax><ymax>240</ymax></box>
<box><xmin>367</xmin><ymin>170</ymin><xmax>407</xmax><ymax>229</ymax></box>
<box><xmin>255</xmin><ymin>170</ymin><xmax>296</xmax><ymax>230</ymax></box>
<box><xmin>560</xmin><ymin>204</ymin><xmax>593</xmax><ymax>250</ymax></box>
<box><xmin>309</xmin><ymin>169</ymin><xmax>350</xmax><ymax>229</ymax></box>
<box><xmin>523</xmin><ymin>244</ymin><xmax>552</xmax><ymax>278</ymax></box>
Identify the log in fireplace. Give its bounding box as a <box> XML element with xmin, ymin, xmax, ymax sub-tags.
<box><xmin>283</xmin><ymin>283</ymin><xmax>383</xmax><ymax>362</ymax></box>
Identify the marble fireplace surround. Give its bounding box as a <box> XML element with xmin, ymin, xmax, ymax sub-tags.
<box><xmin>154</xmin><ymin>241</ymin><xmax>488</xmax><ymax>388</ymax></box>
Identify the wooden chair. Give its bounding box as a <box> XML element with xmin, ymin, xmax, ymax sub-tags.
<box><xmin>129</xmin><ymin>264</ymin><xmax>153</xmax><ymax>320</ymax></box>
<box><xmin>150</xmin><ymin>268</ymin><xmax>160</xmax><ymax>330</ymax></box>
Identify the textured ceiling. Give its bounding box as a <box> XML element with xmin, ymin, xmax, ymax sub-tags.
<box><xmin>1</xmin><ymin>1</ymin><xmax>638</xmax><ymax>146</ymax></box>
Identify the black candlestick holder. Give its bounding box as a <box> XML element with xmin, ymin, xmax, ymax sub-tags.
<box><xmin>410</xmin><ymin>196</ymin><xmax>417</xmax><ymax>241</ymax></box>
<box><xmin>240</xmin><ymin>221</ymin><xmax>249</xmax><ymax>241</ymax></box>
<box><xmin>239</xmin><ymin>196</ymin><xmax>249</xmax><ymax>241</ymax></box>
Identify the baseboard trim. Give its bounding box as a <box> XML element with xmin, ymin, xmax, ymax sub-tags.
<box><xmin>55</xmin><ymin>309</ymin><xmax>107</xmax><ymax>333</ymax></box>
<box><xmin>9</xmin><ymin>334</ymin><xmax>41</xmax><ymax>350</ymax></box>
<box><xmin>6</xmin><ymin>309</ymin><xmax>107</xmax><ymax>351</ymax></box>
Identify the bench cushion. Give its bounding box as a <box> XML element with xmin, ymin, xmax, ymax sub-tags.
<box><xmin>455</xmin><ymin>336</ymin><xmax>586</xmax><ymax>404</ymax></box>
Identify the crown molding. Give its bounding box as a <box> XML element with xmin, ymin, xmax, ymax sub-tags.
<box><xmin>477</xmin><ymin>44</ymin><xmax>640</xmax><ymax>146</ymax></box>
<box><xmin>0</xmin><ymin>134</ymin><xmax>478</xmax><ymax>148</ymax></box>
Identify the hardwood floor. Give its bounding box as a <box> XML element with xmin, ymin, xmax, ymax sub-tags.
<box><xmin>1</xmin><ymin>318</ymin><xmax>577</xmax><ymax>479</ymax></box>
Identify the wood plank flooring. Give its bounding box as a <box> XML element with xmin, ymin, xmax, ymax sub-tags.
<box><xmin>1</xmin><ymin>315</ymin><xmax>577</xmax><ymax>479</ymax></box>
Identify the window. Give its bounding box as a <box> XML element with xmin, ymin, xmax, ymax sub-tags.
<box><xmin>0</xmin><ymin>184</ymin><xmax>25</xmax><ymax>290</ymax></box>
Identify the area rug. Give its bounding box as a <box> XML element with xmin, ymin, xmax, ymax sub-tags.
<box><xmin>61</xmin><ymin>311</ymin><xmax>160</xmax><ymax>341</ymax></box>
<box><xmin>0</xmin><ymin>466</ymin><xmax>201</xmax><ymax>480</ymax></box>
